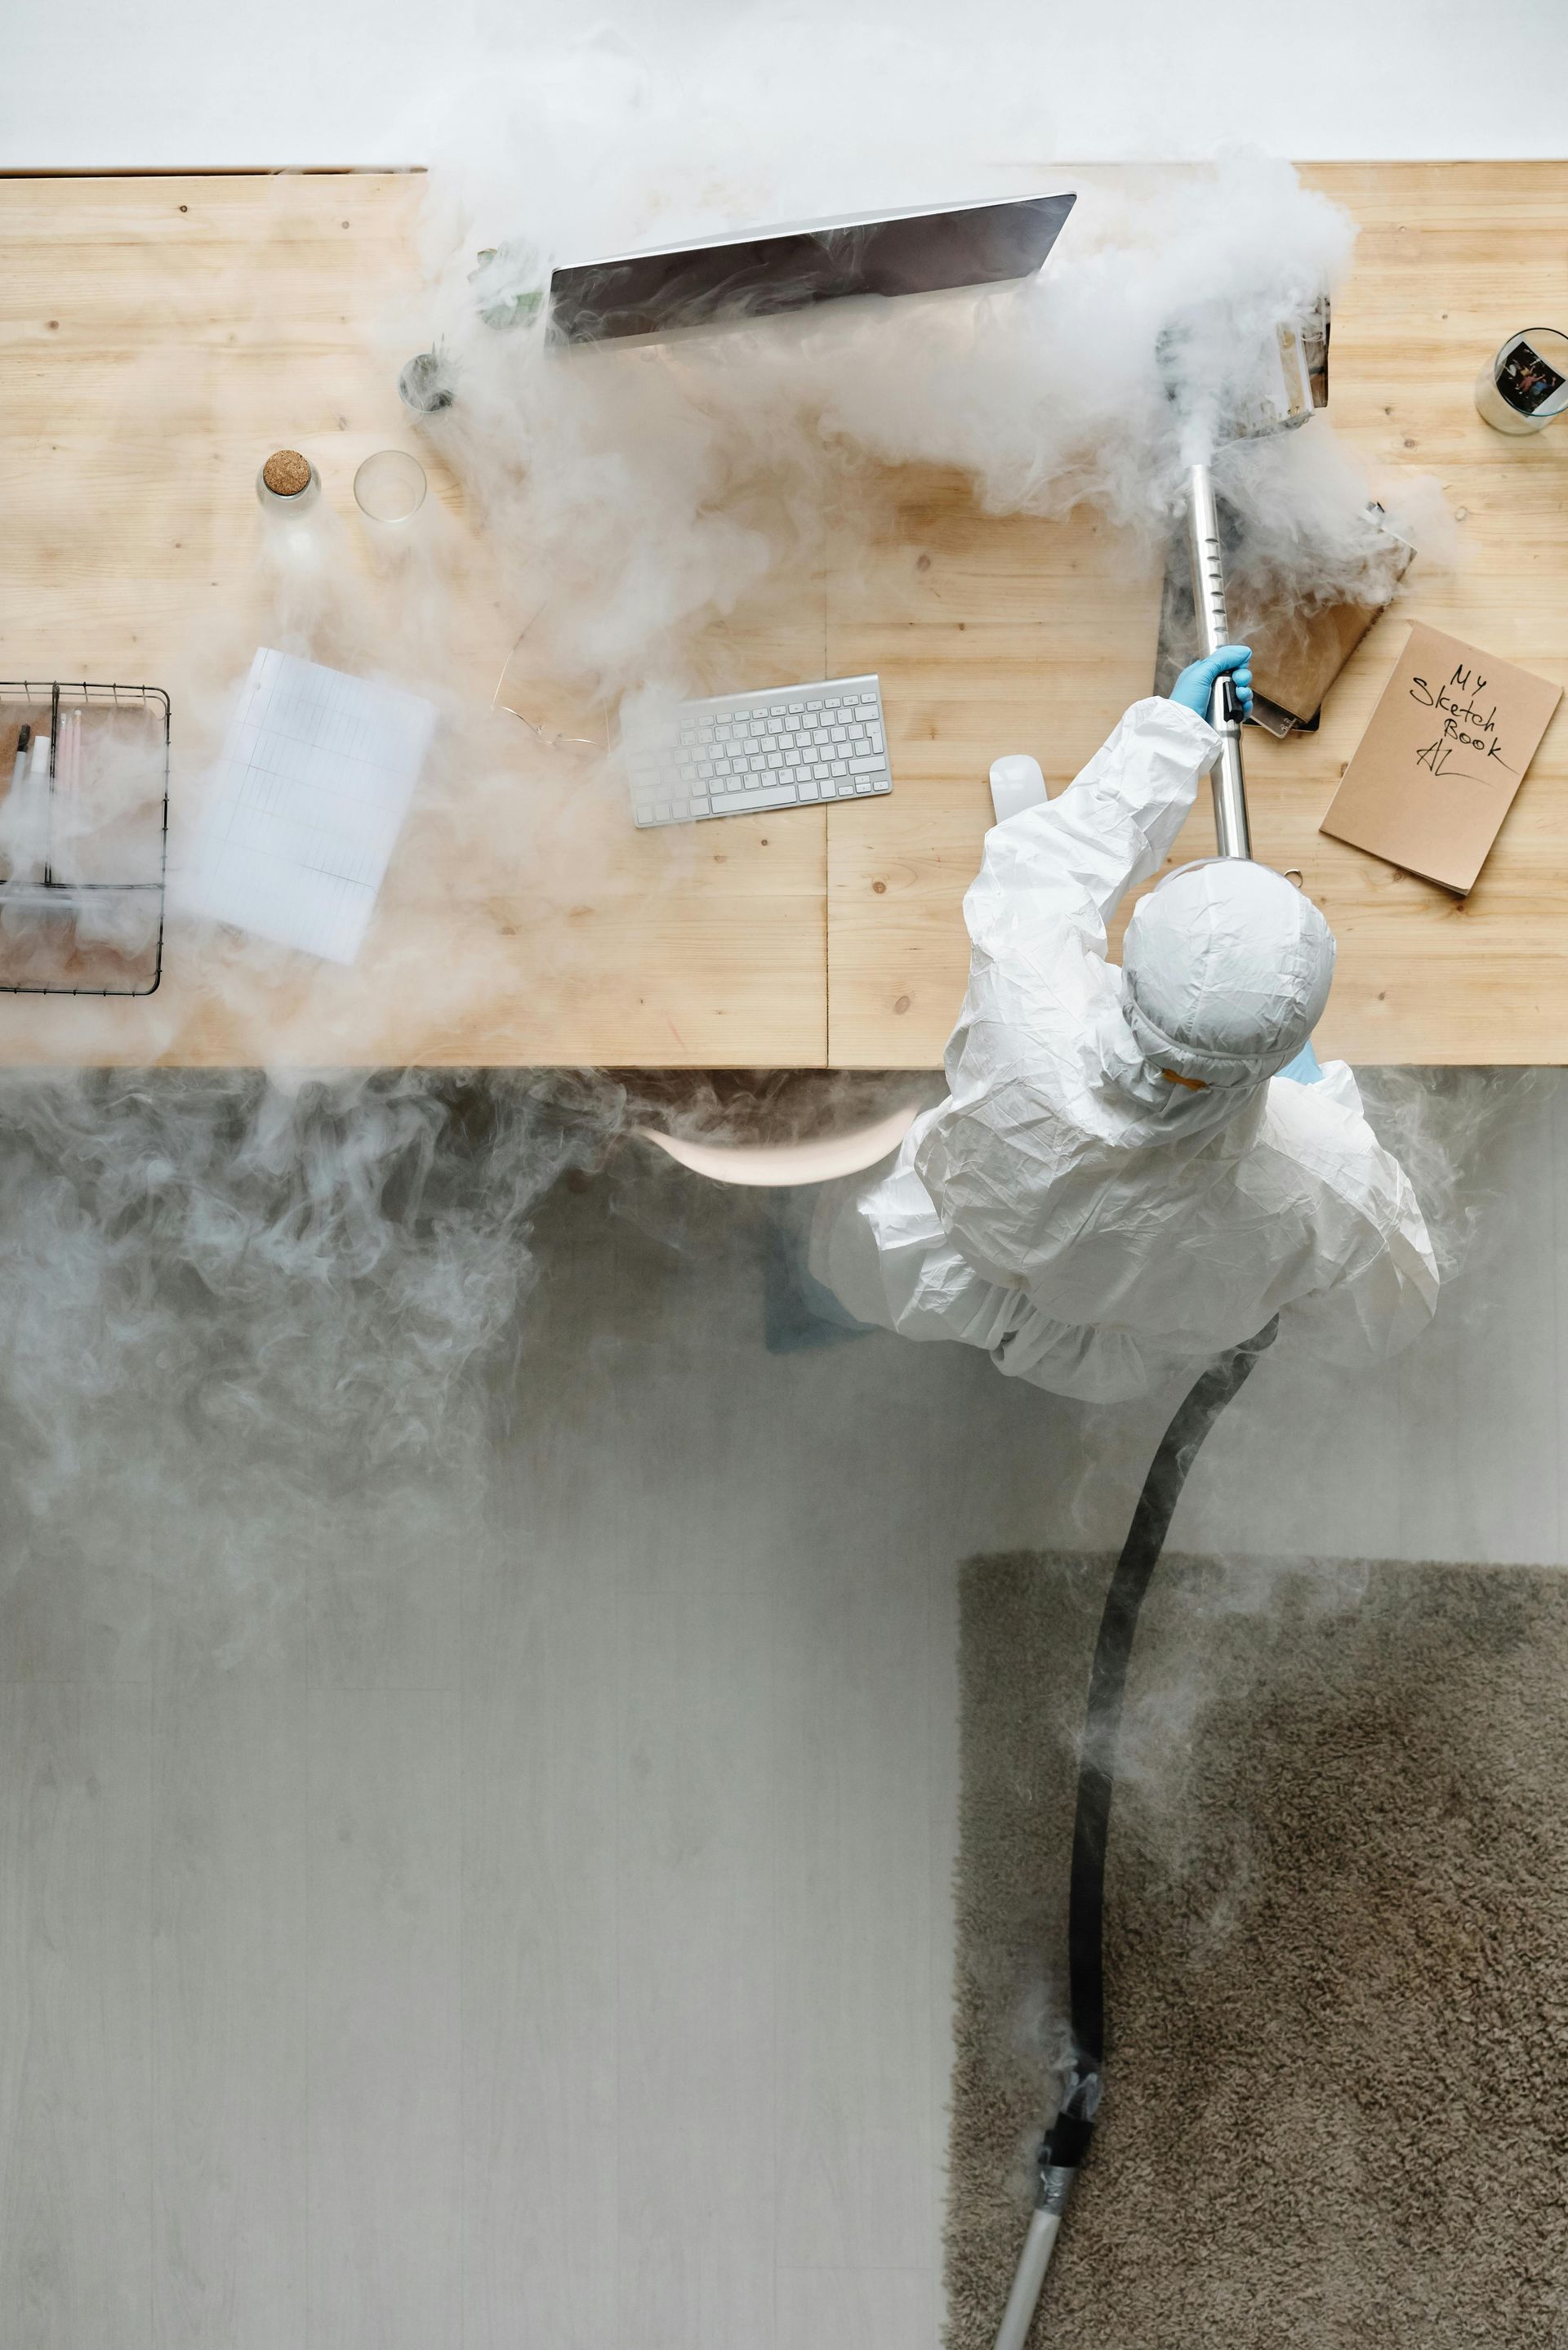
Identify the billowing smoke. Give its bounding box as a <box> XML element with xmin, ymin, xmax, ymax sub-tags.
<box><xmin>403</xmin><ymin>108</ymin><xmax>1443</xmax><ymax>707</ymax></box>
<box><xmin>0</xmin><ymin>28</ymin><xmax>1486</xmax><ymax>1616</ymax></box>
<box><xmin>0</xmin><ymin>1071</ymin><xmax>608</xmax><ymax>1502</ymax></box>
<box><xmin>0</xmin><ymin>1062</ymin><xmax>916</xmax><ymax>1541</ymax></box>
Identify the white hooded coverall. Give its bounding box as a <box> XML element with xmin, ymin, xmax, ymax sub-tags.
<box><xmin>811</xmin><ymin>698</ymin><xmax>1438</xmax><ymax>1402</ymax></box>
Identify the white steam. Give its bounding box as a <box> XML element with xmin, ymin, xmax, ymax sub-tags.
<box><xmin>0</xmin><ymin>29</ymin><xmax>1494</xmax><ymax>1640</ymax></box>
<box><xmin>0</xmin><ymin>1072</ymin><xmax>608</xmax><ymax>1507</ymax></box>
<box><xmin>394</xmin><ymin>50</ymin><xmax>1448</xmax><ymax>709</ymax></box>
<box><xmin>0</xmin><ymin>1064</ymin><xmax>920</xmax><ymax>1527</ymax></box>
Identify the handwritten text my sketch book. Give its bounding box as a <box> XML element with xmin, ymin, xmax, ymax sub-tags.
<box><xmin>1320</xmin><ymin>622</ymin><xmax>1561</xmax><ymax>894</ymax></box>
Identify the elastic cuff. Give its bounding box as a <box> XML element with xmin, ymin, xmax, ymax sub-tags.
<box><xmin>1151</xmin><ymin>695</ymin><xmax>1223</xmax><ymax>756</ymax></box>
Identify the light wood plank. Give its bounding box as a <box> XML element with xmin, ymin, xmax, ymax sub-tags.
<box><xmin>609</xmin><ymin>1215</ymin><xmax>779</xmax><ymax>2350</ymax></box>
<box><xmin>305</xmin><ymin>1688</ymin><xmax>461</xmax><ymax>2350</ymax></box>
<box><xmin>612</xmin><ymin>1552</ymin><xmax>778</xmax><ymax>2347</ymax></box>
<box><xmin>152</xmin><ymin>1683</ymin><xmax>310</xmax><ymax>2350</ymax></box>
<box><xmin>775</xmin><ymin>2263</ymin><xmax>935</xmax><ymax>2349</ymax></box>
<box><xmin>0</xmin><ymin>172</ymin><xmax>828</xmax><ymax>1069</ymax></box>
<box><xmin>461</xmin><ymin>1216</ymin><xmax>621</xmax><ymax>2350</ymax></box>
<box><xmin>0</xmin><ymin>1683</ymin><xmax>153</xmax><ymax>2350</ymax></box>
<box><xmin>825</xmin><ymin>491</ymin><xmax>1158</xmax><ymax>1064</ymax></box>
<box><xmin>772</xmin><ymin>1502</ymin><xmax>937</xmax><ymax>2274</ymax></box>
<box><xmin>1394</xmin><ymin>1081</ymin><xmax>1562</xmax><ymax>1563</ymax></box>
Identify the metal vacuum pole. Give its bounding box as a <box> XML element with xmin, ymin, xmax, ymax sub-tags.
<box><xmin>992</xmin><ymin>2192</ymin><xmax>1073</xmax><ymax>2350</ymax></box>
<box><xmin>1185</xmin><ymin>462</ymin><xmax>1251</xmax><ymax>860</ymax></box>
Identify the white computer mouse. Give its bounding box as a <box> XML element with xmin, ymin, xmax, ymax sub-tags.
<box><xmin>988</xmin><ymin>752</ymin><xmax>1047</xmax><ymax>825</ymax></box>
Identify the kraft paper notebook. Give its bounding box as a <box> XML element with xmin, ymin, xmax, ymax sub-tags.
<box><xmin>1320</xmin><ymin>622</ymin><xmax>1561</xmax><ymax>894</ymax></box>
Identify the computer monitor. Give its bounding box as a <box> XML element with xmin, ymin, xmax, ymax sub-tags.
<box><xmin>547</xmin><ymin>192</ymin><xmax>1076</xmax><ymax>346</ymax></box>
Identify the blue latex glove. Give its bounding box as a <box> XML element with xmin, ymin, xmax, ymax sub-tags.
<box><xmin>1277</xmin><ymin>1037</ymin><xmax>1324</xmax><ymax>1085</ymax></box>
<box><xmin>1170</xmin><ymin>644</ymin><xmax>1254</xmax><ymax>722</ymax></box>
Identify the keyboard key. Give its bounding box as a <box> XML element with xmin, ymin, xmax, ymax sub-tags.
<box><xmin>849</xmin><ymin>755</ymin><xmax>886</xmax><ymax>775</ymax></box>
<box><xmin>709</xmin><ymin>784</ymin><xmax>799</xmax><ymax>814</ymax></box>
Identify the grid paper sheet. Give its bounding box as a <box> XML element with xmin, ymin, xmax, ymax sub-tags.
<box><xmin>187</xmin><ymin>649</ymin><xmax>438</xmax><ymax>965</ymax></box>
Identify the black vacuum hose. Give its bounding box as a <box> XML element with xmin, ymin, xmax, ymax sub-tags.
<box><xmin>993</xmin><ymin>1318</ymin><xmax>1280</xmax><ymax>2350</ymax></box>
<box><xmin>1047</xmin><ymin>1313</ymin><xmax>1280</xmax><ymax>2165</ymax></box>
<box><xmin>1001</xmin><ymin>1316</ymin><xmax>1278</xmax><ymax>2340</ymax></box>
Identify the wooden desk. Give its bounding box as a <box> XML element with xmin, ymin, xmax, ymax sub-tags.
<box><xmin>830</xmin><ymin>163</ymin><xmax>1568</xmax><ymax>1068</ymax></box>
<box><xmin>2</xmin><ymin>164</ymin><xmax>1565</xmax><ymax>1068</ymax></box>
<box><xmin>0</xmin><ymin>172</ymin><xmax>829</xmax><ymax>1068</ymax></box>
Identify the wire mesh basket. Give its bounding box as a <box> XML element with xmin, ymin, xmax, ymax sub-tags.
<box><xmin>0</xmin><ymin>680</ymin><xmax>169</xmax><ymax>997</ymax></box>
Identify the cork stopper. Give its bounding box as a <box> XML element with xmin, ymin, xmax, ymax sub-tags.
<box><xmin>262</xmin><ymin>449</ymin><xmax>312</xmax><ymax>497</ymax></box>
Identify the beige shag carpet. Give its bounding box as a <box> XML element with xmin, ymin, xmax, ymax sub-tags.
<box><xmin>947</xmin><ymin>1553</ymin><xmax>1568</xmax><ymax>2348</ymax></box>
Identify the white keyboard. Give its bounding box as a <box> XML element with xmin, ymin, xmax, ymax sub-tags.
<box><xmin>625</xmin><ymin>675</ymin><xmax>893</xmax><ymax>827</ymax></box>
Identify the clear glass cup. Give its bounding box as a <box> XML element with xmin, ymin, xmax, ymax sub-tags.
<box><xmin>353</xmin><ymin>449</ymin><xmax>428</xmax><ymax>524</ymax></box>
<box><xmin>492</xmin><ymin>602</ymin><xmax>608</xmax><ymax>754</ymax></box>
<box><xmin>1474</xmin><ymin>328</ymin><xmax>1568</xmax><ymax>436</ymax></box>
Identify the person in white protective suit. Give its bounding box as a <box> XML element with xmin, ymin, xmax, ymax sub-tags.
<box><xmin>808</xmin><ymin>647</ymin><xmax>1439</xmax><ymax>1401</ymax></box>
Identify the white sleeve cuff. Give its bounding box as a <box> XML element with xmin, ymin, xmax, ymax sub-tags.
<box><xmin>1143</xmin><ymin>696</ymin><xmax>1223</xmax><ymax>763</ymax></box>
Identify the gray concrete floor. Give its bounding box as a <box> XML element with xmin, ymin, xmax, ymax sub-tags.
<box><xmin>1</xmin><ymin>1072</ymin><xmax>1561</xmax><ymax>2348</ymax></box>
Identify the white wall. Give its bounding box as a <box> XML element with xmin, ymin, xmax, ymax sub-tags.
<box><xmin>3</xmin><ymin>0</ymin><xmax>1566</xmax><ymax>172</ymax></box>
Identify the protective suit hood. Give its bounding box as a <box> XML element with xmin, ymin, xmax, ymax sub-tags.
<box><xmin>1120</xmin><ymin>859</ymin><xmax>1335</xmax><ymax>1091</ymax></box>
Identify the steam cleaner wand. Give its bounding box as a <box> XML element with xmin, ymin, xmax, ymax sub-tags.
<box><xmin>1186</xmin><ymin>461</ymin><xmax>1252</xmax><ymax>859</ymax></box>
<box><xmin>990</xmin><ymin>1319</ymin><xmax>1280</xmax><ymax>2350</ymax></box>
<box><xmin>1158</xmin><ymin>299</ymin><xmax>1327</xmax><ymax>862</ymax></box>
